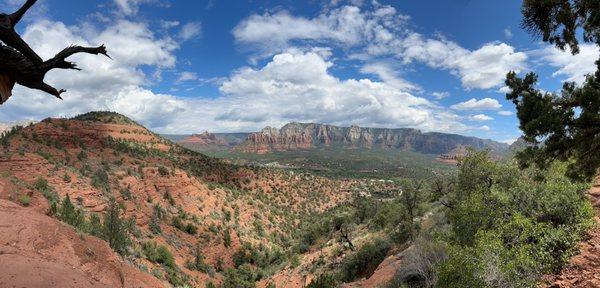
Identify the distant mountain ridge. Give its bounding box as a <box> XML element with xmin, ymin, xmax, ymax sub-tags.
<box><xmin>509</xmin><ymin>136</ymin><xmax>535</xmax><ymax>152</ymax></box>
<box><xmin>182</xmin><ymin>131</ymin><xmax>230</xmax><ymax>146</ymax></box>
<box><xmin>237</xmin><ymin>122</ymin><xmax>509</xmax><ymax>155</ymax></box>
<box><xmin>168</xmin><ymin>132</ymin><xmax>249</xmax><ymax>151</ymax></box>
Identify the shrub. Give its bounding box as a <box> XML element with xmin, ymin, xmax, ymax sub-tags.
<box><xmin>18</xmin><ymin>194</ymin><xmax>30</xmax><ymax>206</ymax></box>
<box><xmin>58</xmin><ymin>194</ymin><xmax>85</xmax><ymax>228</ymax></box>
<box><xmin>142</xmin><ymin>241</ymin><xmax>188</xmax><ymax>285</ymax></box>
<box><xmin>436</xmin><ymin>151</ymin><xmax>594</xmax><ymax>288</ymax></box>
<box><xmin>184</xmin><ymin>223</ymin><xmax>198</xmax><ymax>235</ymax></box>
<box><xmin>222</xmin><ymin>265</ymin><xmax>257</xmax><ymax>288</ymax></box>
<box><xmin>91</xmin><ymin>169</ymin><xmax>110</xmax><ymax>193</ymax></box>
<box><xmin>436</xmin><ymin>246</ymin><xmax>485</xmax><ymax>288</ymax></box>
<box><xmin>340</xmin><ymin>237</ymin><xmax>391</xmax><ymax>282</ymax></box>
<box><xmin>0</xmin><ymin>125</ymin><xmax>22</xmax><ymax>147</ymax></box>
<box><xmin>149</xmin><ymin>207</ymin><xmax>162</xmax><ymax>235</ymax></box>
<box><xmin>232</xmin><ymin>242</ymin><xmax>285</xmax><ymax>270</ymax></box>
<box><xmin>120</xmin><ymin>186</ymin><xmax>132</xmax><ymax>200</ymax></box>
<box><xmin>165</xmin><ymin>267</ymin><xmax>186</xmax><ymax>287</ymax></box>
<box><xmin>224</xmin><ymin>228</ymin><xmax>232</xmax><ymax>247</ymax></box>
<box><xmin>88</xmin><ymin>213</ymin><xmax>103</xmax><ymax>237</ymax></box>
<box><xmin>77</xmin><ymin>150</ymin><xmax>87</xmax><ymax>161</ymax></box>
<box><xmin>33</xmin><ymin>177</ymin><xmax>58</xmax><ymax>202</ymax></box>
<box><xmin>164</xmin><ymin>191</ymin><xmax>175</xmax><ymax>206</ymax></box>
<box><xmin>143</xmin><ymin>241</ymin><xmax>176</xmax><ymax>269</ymax></box>
<box><xmin>385</xmin><ymin>237</ymin><xmax>447</xmax><ymax>288</ymax></box>
<box><xmin>186</xmin><ymin>244</ymin><xmax>209</xmax><ymax>273</ymax></box>
<box><xmin>306</xmin><ymin>274</ymin><xmax>336</xmax><ymax>288</ymax></box>
<box><xmin>158</xmin><ymin>165</ymin><xmax>170</xmax><ymax>176</ymax></box>
<box><xmin>172</xmin><ymin>216</ymin><xmax>184</xmax><ymax>230</ymax></box>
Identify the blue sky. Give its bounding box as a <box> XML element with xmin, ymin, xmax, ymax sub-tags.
<box><xmin>0</xmin><ymin>0</ymin><xmax>597</xmax><ymax>143</ymax></box>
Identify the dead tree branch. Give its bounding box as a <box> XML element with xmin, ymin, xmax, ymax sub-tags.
<box><xmin>0</xmin><ymin>0</ymin><xmax>110</xmax><ymax>104</ymax></box>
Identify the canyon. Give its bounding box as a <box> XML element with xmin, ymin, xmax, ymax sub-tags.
<box><xmin>178</xmin><ymin>122</ymin><xmax>509</xmax><ymax>156</ymax></box>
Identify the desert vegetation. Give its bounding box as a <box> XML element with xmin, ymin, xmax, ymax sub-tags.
<box><xmin>4</xmin><ymin>0</ymin><xmax>600</xmax><ymax>287</ymax></box>
<box><xmin>386</xmin><ymin>151</ymin><xmax>594</xmax><ymax>288</ymax></box>
<box><xmin>0</xmin><ymin>112</ymin><xmax>405</xmax><ymax>286</ymax></box>
<box><xmin>0</xmin><ymin>99</ymin><xmax>598</xmax><ymax>288</ymax></box>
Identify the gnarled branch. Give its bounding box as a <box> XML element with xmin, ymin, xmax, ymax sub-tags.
<box><xmin>0</xmin><ymin>0</ymin><xmax>110</xmax><ymax>104</ymax></box>
<box><xmin>43</xmin><ymin>45</ymin><xmax>111</xmax><ymax>72</ymax></box>
<box><xmin>8</xmin><ymin>0</ymin><xmax>37</xmax><ymax>27</ymax></box>
<box><xmin>0</xmin><ymin>0</ymin><xmax>42</xmax><ymax>64</ymax></box>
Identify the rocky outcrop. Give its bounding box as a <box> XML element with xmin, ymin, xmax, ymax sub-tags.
<box><xmin>238</xmin><ymin>122</ymin><xmax>509</xmax><ymax>155</ymax></box>
<box><xmin>0</xmin><ymin>199</ymin><xmax>165</xmax><ymax>288</ymax></box>
<box><xmin>180</xmin><ymin>131</ymin><xmax>229</xmax><ymax>146</ymax></box>
<box><xmin>177</xmin><ymin>132</ymin><xmax>249</xmax><ymax>151</ymax></box>
<box><xmin>243</xmin><ymin>125</ymin><xmax>314</xmax><ymax>153</ymax></box>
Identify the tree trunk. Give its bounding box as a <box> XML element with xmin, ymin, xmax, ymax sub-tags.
<box><xmin>0</xmin><ymin>74</ymin><xmax>15</xmax><ymax>104</ymax></box>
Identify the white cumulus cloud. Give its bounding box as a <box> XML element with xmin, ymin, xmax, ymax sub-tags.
<box><xmin>177</xmin><ymin>71</ymin><xmax>198</xmax><ymax>82</ymax></box>
<box><xmin>216</xmin><ymin>50</ymin><xmax>469</xmax><ymax>132</ymax></box>
<box><xmin>233</xmin><ymin>4</ymin><xmax>527</xmax><ymax>90</ymax></box>
<box><xmin>432</xmin><ymin>91</ymin><xmax>450</xmax><ymax>99</ymax></box>
<box><xmin>497</xmin><ymin>110</ymin><xmax>513</xmax><ymax>116</ymax></box>
<box><xmin>451</xmin><ymin>98</ymin><xmax>502</xmax><ymax>110</ymax></box>
<box><xmin>0</xmin><ymin>18</ymin><xmax>182</xmax><ymax>129</ymax></box>
<box><xmin>504</xmin><ymin>27</ymin><xmax>513</xmax><ymax>39</ymax></box>
<box><xmin>469</xmin><ymin>114</ymin><xmax>493</xmax><ymax>121</ymax></box>
<box><xmin>536</xmin><ymin>43</ymin><xmax>599</xmax><ymax>84</ymax></box>
<box><xmin>0</xmin><ymin>18</ymin><xmax>477</xmax><ymax>135</ymax></box>
<box><xmin>178</xmin><ymin>22</ymin><xmax>202</xmax><ymax>41</ymax></box>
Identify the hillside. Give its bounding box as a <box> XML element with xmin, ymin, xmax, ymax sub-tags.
<box><xmin>0</xmin><ymin>119</ymin><xmax>36</xmax><ymax>134</ymax></box>
<box><xmin>0</xmin><ymin>198</ymin><xmax>163</xmax><ymax>287</ymax></box>
<box><xmin>0</xmin><ymin>112</ymin><xmax>590</xmax><ymax>288</ymax></box>
<box><xmin>0</xmin><ymin>111</ymin><xmax>407</xmax><ymax>287</ymax></box>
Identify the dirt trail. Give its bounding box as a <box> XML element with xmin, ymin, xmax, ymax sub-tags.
<box><xmin>545</xmin><ymin>179</ymin><xmax>600</xmax><ymax>287</ymax></box>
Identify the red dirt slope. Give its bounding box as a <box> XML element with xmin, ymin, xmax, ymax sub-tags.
<box><xmin>0</xmin><ymin>199</ymin><xmax>165</xmax><ymax>288</ymax></box>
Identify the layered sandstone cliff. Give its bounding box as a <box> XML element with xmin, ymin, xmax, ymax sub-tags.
<box><xmin>238</xmin><ymin>122</ymin><xmax>509</xmax><ymax>155</ymax></box>
<box><xmin>180</xmin><ymin>131</ymin><xmax>229</xmax><ymax>146</ymax></box>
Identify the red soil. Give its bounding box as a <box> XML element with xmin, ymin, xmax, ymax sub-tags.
<box><xmin>0</xmin><ymin>198</ymin><xmax>164</xmax><ymax>288</ymax></box>
<box><xmin>0</xmin><ymin>116</ymin><xmax>357</xmax><ymax>287</ymax></box>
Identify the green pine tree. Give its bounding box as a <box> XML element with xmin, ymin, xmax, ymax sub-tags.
<box><xmin>506</xmin><ymin>0</ymin><xmax>600</xmax><ymax>181</ymax></box>
<box><xmin>102</xmin><ymin>198</ymin><xmax>131</xmax><ymax>255</ymax></box>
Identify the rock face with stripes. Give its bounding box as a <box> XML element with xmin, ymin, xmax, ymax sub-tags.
<box><xmin>238</xmin><ymin>122</ymin><xmax>510</xmax><ymax>155</ymax></box>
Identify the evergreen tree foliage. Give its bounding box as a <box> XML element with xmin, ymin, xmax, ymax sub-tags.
<box><xmin>507</xmin><ymin>0</ymin><xmax>600</xmax><ymax>180</ymax></box>
<box><xmin>102</xmin><ymin>198</ymin><xmax>131</xmax><ymax>255</ymax></box>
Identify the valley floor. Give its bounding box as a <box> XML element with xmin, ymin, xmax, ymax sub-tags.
<box><xmin>544</xmin><ymin>178</ymin><xmax>600</xmax><ymax>287</ymax></box>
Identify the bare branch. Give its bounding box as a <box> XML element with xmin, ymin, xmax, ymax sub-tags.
<box><xmin>0</xmin><ymin>0</ymin><xmax>42</xmax><ymax>64</ymax></box>
<box><xmin>0</xmin><ymin>2</ymin><xmax>109</xmax><ymax>103</ymax></box>
<box><xmin>439</xmin><ymin>200</ymin><xmax>454</xmax><ymax>209</ymax></box>
<box><xmin>9</xmin><ymin>0</ymin><xmax>37</xmax><ymax>27</ymax></box>
<box><xmin>43</xmin><ymin>45</ymin><xmax>111</xmax><ymax>71</ymax></box>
